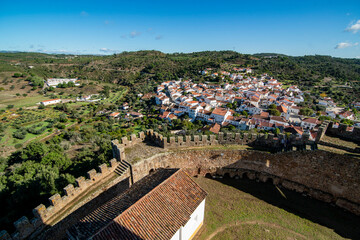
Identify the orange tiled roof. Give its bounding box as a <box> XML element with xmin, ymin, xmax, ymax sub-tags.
<box><xmin>92</xmin><ymin>169</ymin><xmax>207</xmax><ymax>240</ymax></box>
<box><xmin>68</xmin><ymin>169</ymin><xmax>207</xmax><ymax>240</ymax></box>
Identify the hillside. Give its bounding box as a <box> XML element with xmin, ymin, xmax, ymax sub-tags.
<box><xmin>1</xmin><ymin>51</ymin><xmax>359</xmax><ymax>103</ymax></box>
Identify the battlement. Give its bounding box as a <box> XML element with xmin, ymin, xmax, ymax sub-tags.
<box><xmin>1</xmin><ymin>129</ymin><xmax>318</xmax><ymax>239</ymax></box>
<box><xmin>326</xmin><ymin>122</ymin><xmax>360</xmax><ymax>143</ymax></box>
<box><xmin>112</xmin><ymin>131</ymin><xmax>146</xmax><ymax>161</ymax></box>
<box><xmin>2</xmin><ymin>158</ymin><xmax>120</xmax><ymax>240</ymax></box>
<box><xmin>144</xmin><ymin>129</ymin><xmax>314</xmax><ymax>150</ymax></box>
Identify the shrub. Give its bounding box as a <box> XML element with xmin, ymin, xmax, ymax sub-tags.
<box><xmin>15</xmin><ymin>143</ymin><xmax>23</xmax><ymax>149</ymax></box>
<box><xmin>13</xmin><ymin>128</ymin><xmax>27</xmax><ymax>139</ymax></box>
<box><xmin>13</xmin><ymin>73</ymin><xmax>22</xmax><ymax>78</ymax></box>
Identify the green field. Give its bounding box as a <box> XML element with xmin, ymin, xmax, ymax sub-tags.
<box><xmin>102</xmin><ymin>88</ymin><xmax>127</xmax><ymax>104</ymax></box>
<box><xmin>0</xmin><ymin>93</ymin><xmax>47</xmax><ymax>109</ymax></box>
<box><xmin>194</xmin><ymin>177</ymin><xmax>358</xmax><ymax>240</ymax></box>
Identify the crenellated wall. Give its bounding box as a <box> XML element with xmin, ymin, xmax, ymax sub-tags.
<box><xmin>3</xmin><ymin>127</ymin><xmax>358</xmax><ymax>240</ymax></box>
<box><xmin>1</xmin><ymin>159</ymin><xmax>121</xmax><ymax>240</ymax></box>
<box><xmin>326</xmin><ymin>122</ymin><xmax>360</xmax><ymax>143</ymax></box>
<box><xmin>145</xmin><ymin>129</ymin><xmax>315</xmax><ymax>150</ymax></box>
<box><xmin>127</xmin><ymin>149</ymin><xmax>360</xmax><ymax>216</ymax></box>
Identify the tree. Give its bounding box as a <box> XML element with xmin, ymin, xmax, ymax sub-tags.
<box><xmin>340</xmin><ymin>119</ymin><xmax>354</xmax><ymax>125</ymax></box>
<box><xmin>299</xmin><ymin>107</ymin><xmax>313</xmax><ymax>116</ymax></box>
<box><xmin>274</xmin><ymin>128</ymin><xmax>280</xmax><ymax>135</ymax></box>
<box><xmin>13</xmin><ymin>73</ymin><xmax>22</xmax><ymax>78</ymax></box>
<box><xmin>268</xmin><ymin>104</ymin><xmax>277</xmax><ymax>109</ymax></box>
<box><xmin>268</xmin><ymin>109</ymin><xmax>281</xmax><ymax>116</ymax></box>
<box><xmin>59</xmin><ymin>113</ymin><xmax>68</xmax><ymax>123</ymax></box>
<box><xmin>241</xmin><ymin>111</ymin><xmax>248</xmax><ymax>117</ymax></box>
<box><xmin>41</xmin><ymin>152</ymin><xmax>71</xmax><ymax>170</ymax></box>
<box><xmin>21</xmin><ymin>141</ymin><xmax>48</xmax><ymax>161</ymax></box>
<box><xmin>30</xmin><ymin>76</ymin><xmax>44</xmax><ymax>87</ymax></box>
<box><xmin>67</xmin><ymin>81</ymin><xmax>75</xmax><ymax>87</ymax></box>
<box><xmin>102</xmin><ymin>86</ymin><xmax>111</xmax><ymax>98</ymax></box>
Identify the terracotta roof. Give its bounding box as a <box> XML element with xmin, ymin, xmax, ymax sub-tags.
<box><xmin>270</xmin><ymin>116</ymin><xmax>287</xmax><ymax>123</ymax></box>
<box><xmin>277</xmin><ymin>105</ymin><xmax>287</xmax><ymax>113</ymax></box>
<box><xmin>68</xmin><ymin>169</ymin><xmax>207</xmax><ymax>240</ymax></box>
<box><xmin>302</xmin><ymin>118</ymin><xmax>320</xmax><ymax>124</ymax></box>
<box><xmin>209</xmin><ymin>123</ymin><xmax>221</xmax><ymax>134</ymax></box>
<box><xmin>212</xmin><ymin>108</ymin><xmax>228</xmax><ymax>116</ymax></box>
<box><xmin>109</xmin><ymin>112</ymin><xmax>120</xmax><ymax>117</ymax></box>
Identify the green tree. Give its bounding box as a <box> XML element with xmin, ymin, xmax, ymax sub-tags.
<box><xmin>102</xmin><ymin>86</ymin><xmax>111</xmax><ymax>98</ymax></box>
<box><xmin>41</xmin><ymin>152</ymin><xmax>71</xmax><ymax>170</ymax></box>
<box><xmin>268</xmin><ymin>104</ymin><xmax>277</xmax><ymax>109</ymax></box>
<box><xmin>21</xmin><ymin>141</ymin><xmax>48</xmax><ymax>161</ymax></box>
<box><xmin>268</xmin><ymin>109</ymin><xmax>281</xmax><ymax>116</ymax></box>
<box><xmin>299</xmin><ymin>107</ymin><xmax>313</xmax><ymax>116</ymax></box>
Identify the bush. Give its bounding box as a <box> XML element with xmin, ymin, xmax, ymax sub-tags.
<box><xmin>55</xmin><ymin>123</ymin><xmax>66</xmax><ymax>129</ymax></box>
<box><xmin>15</xmin><ymin>143</ymin><xmax>23</xmax><ymax>149</ymax></box>
<box><xmin>13</xmin><ymin>73</ymin><xmax>22</xmax><ymax>78</ymax></box>
<box><xmin>13</xmin><ymin>128</ymin><xmax>27</xmax><ymax>139</ymax></box>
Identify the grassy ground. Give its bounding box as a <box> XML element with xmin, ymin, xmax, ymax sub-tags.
<box><xmin>322</xmin><ymin>135</ymin><xmax>359</xmax><ymax>149</ymax></box>
<box><xmin>319</xmin><ymin>135</ymin><xmax>360</xmax><ymax>159</ymax></box>
<box><xmin>194</xmin><ymin>177</ymin><xmax>359</xmax><ymax>240</ymax></box>
<box><xmin>0</xmin><ymin>93</ymin><xmax>47</xmax><ymax>109</ymax></box>
<box><xmin>101</xmin><ymin>88</ymin><xmax>127</xmax><ymax>104</ymax></box>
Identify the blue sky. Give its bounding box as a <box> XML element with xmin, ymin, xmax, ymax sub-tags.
<box><xmin>1</xmin><ymin>0</ymin><xmax>360</xmax><ymax>58</ymax></box>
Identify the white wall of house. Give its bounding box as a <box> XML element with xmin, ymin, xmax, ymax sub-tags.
<box><xmin>171</xmin><ymin>199</ymin><xmax>206</xmax><ymax>240</ymax></box>
<box><xmin>300</xmin><ymin>122</ymin><xmax>316</xmax><ymax>129</ymax></box>
<box><xmin>41</xmin><ymin>99</ymin><xmax>61</xmax><ymax>106</ymax></box>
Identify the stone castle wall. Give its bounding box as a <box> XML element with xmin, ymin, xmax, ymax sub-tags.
<box><xmin>1</xmin><ymin>127</ymin><xmax>358</xmax><ymax>240</ymax></box>
<box><xmin>326</xmin><ymin>122</ymin><xmax>360</xmax><ymax>143</ymax></box>
<box><xmin>128</xmin><ymin>149</ymin><xmax>360</xmax><ymax>216</ymax></box>
<box><xmin>145</xmin><ymin>129</ymin><xmax>315</xmax><ymax>150</ymax></box>
<box><xmin>1</xmin><ymin>159</ymin><xmax>123</xmax><ymax>240</ymax></box>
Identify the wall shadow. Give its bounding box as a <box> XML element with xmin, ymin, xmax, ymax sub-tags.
<box><xmin>215</xmin><ymin>177</ymin><xmax>360</xmax><ymax>240</ymax></box>
<box><xmin>39</xmin><ymin>177</ymin><xmax>131</xmax><ymax>240</ymax></box>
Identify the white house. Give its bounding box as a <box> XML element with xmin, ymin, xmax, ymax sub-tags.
<box><xmin>210</xmin><ymin>108</ymin><xmax>231</xmax><ymax>124</ymax></box>
<box><xmin>40</xmin><ymin>98</ymin><xmax>62</xmax><ymax>106</ymax></box>
<box><xmin>155</xmin><ymin>94</ymin><xmax>170</xmax><ymax>105</ymax></box>
<box><xmin>301</xmin><ymin>118</ymin><xmax>321</xmax><ymax>130</ymax></box>
<box><xmin>46</xmin><ymin>78</ymin><xmax>78</xmax><ymax>87</ymax></box>
<box><xmin>269</xmin><ymin>116</ymin><xmax>289</xmax><ymax>126</ymax></box>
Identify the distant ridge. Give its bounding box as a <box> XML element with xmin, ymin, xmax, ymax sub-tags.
<box><xmin>253</xmin><ymin>53</ymin><xmax>288</xmax><ymax>57</ymax></box>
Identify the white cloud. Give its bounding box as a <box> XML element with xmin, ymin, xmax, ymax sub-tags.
<box><xmin>155</xmin><ymin>35</ymin><xmax>163</xmax><ymax>40</ymax></box>
<box><xmin>346</xmin><ymin>20</ymin><xmax>360</xmax><ymax>33</ymax></box>
<box><xmin>130</xmin><ymin>31</ymin><xmax>141</xmax><ymax>38</ymax></box>
<box><xmin>99</xmin><ymin>48</ymin><xmax>119</xmax><ymax>53</ymax></box>
<box><xmin>335</xmin><ymin>42</ymin><xmax>358</xmax><ymax>49</ymax></box>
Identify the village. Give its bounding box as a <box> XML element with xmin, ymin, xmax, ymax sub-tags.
<box><xmin>152</xmin><ymin>68</ymin><xmax>358</xmax><ymax>139</ymax></box>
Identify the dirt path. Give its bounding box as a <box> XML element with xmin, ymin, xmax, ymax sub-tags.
<box><xmin>205</xmin><ymin>220</ymin><xmax>307</xmax><ymax>240</ymax></box>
